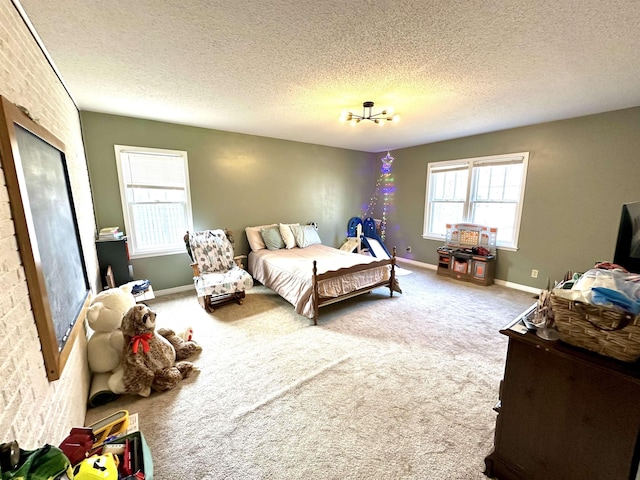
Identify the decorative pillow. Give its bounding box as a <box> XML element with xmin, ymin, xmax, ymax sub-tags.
<box><xmin>291</xmin><ymin>224</ymin><xmax>322</xmax><ymax>248</ymax></box>
<box><xmin>260</xmin><ymin>226</ymin><xmax>285</xmax><ymax>250</ymax></box>
<box><xmin>279</xmin><ymin>223</ymin><xmax>300</xmax><ymax>249</ymax></box>
<box><xmin>245</xmin><ymin>223</ymin><xmax>278</xmax><ymax>251</ymax></box>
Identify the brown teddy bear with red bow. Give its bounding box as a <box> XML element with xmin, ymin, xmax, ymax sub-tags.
<box><xmin>114</xmin><ymin>304</ymin><xmax>199</xmax><ymax>397</ymax></box>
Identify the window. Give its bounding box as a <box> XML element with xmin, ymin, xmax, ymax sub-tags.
<box><xmin>423</xmin><ymin>152</ymin><xmax>529</xmax><ymax>249</ymax></box>
<box><xmin>115</xmin><ymin>145</ymin><xmax>193</xmax><ymax>258</ymax></box>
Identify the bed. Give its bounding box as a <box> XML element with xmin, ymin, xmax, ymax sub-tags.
<box><xmin>246</xmin><ymin>223</ymin><xmax>400</xmax><ymax>324</ymax></box>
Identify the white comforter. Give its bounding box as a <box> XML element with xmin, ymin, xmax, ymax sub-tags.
<box><xmin>248</xmin><ymin>244</ymin><xmax>390</xmax><ymax>318</ymax></box>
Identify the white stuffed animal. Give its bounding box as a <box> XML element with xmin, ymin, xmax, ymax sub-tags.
<box><xmin>86</xmin><ymin>285</ymin><xmax>136</xmax><ymax>376</ymax></box>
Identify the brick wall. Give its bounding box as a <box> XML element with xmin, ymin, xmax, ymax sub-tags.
<box><xmin>0</xmin><ymin>0</ymin><xmax>98</xmax><ymax>447</ymax></box>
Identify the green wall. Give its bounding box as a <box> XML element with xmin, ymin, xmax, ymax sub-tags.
<box><xmin>387</xmin><ymin>106</ymin><xmax>640</xmax><ymax>288</ymax></box>
<box><xmin>82</xmin><ymin>107</ymin><xmax>640</xmax><ymax>292</ymax></box>
<box><xmin>81</xmin><ymin>111</ymin><xmax>376</xmax><ymax>290</ymax></box>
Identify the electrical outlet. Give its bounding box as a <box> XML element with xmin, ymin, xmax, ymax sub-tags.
<box><xmin>406</xmin><ymin>246</ymin><xmax>412</xmax><ymax>252</ymax></box>
<box><xmin>531</xmin><ymin>269</ymin><xmax>539</xmax><ymax>278</ymax></box>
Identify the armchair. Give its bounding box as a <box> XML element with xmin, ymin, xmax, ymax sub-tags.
<box><xmin>184</xmin><ymin>229</ymin><xmax>253</xmax><ymax>312</ymax></box>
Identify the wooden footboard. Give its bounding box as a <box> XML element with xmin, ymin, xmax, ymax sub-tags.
<box><xmin>311</xmin><ymin>247</ymin><xmax>398</xmax><ymax>325</ymax></box>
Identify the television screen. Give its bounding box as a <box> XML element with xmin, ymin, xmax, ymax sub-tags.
<box><xmin>613</xmin><ymin>201</ymin><xmax>640</xmax><ymax>274</ymax></box>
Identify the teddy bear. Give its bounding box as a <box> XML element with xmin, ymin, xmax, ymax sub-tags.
<box><xmin>110</xmin><ymin>304</ymin><xmax>199</xmax><ymax>397</ymax></box>
<box><xmin>156</xmin><ymin>327</ymin><xmax>202</xmax><ymax>360</ymax></box>
<box><xmin>86</xmin><ymin>285</ymin><xmax>136</xmax><ymax>401</ymax></box>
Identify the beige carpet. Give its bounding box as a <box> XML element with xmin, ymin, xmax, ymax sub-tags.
<box><xmin>85</xmin><ymin>262</ymin><xmax>535</xmax><ymax>479</ymax></box>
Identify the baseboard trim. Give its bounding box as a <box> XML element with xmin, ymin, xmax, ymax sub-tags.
<box><xmin>396</xmin><ymin>257</ymin><xmax>437</xmax><ymax>270</ymax></box>
<box><xmin>153</xmin><ymin>261</ymin><xmax>541</xmax><ymax>298</ymax></box>
<box><xmin>395</xmin><ymin>256</ymin><xmax>541</xmax><ymax>295</ymax></box>
<box><xmin>494</xmin><ymin>279</ymin><xmax>541</xmax><ymax>295</ymax></box>
<box><xmin>153</xmin><ymin>284</ymin><xmax>194</xmax><ymax>297</ymax></box>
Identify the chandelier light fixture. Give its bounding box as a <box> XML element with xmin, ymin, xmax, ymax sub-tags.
<box><xmin>339</xmin><ymin>101</ymin><xmax>400</xmax><ymax>126</ymax></box>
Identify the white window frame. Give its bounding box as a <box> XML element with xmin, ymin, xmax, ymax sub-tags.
<box><xmin>114</xmin><ymin>145</ymin><xmax>193</xmax><ymax>258</ymax></box>
<box><xmin>423</xmin><ymin>152</ymin><xmax>529</xmax><ymax>250</ymax></box>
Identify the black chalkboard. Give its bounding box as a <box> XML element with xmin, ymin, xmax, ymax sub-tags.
<box><xmin>0</xmin><ymin>97</ymin><xmax>90</xmax><ymax>381</ymax></box>
<box><xmin>15</xmin><ymin>124</ymin><xmax>89</xmax><ymax>348</ymax></box>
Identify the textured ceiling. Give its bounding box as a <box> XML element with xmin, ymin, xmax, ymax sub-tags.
<box><xmin>16</xmin><ymin>0</ymin><xmax>640</xmax><ymax>152</ymax></box>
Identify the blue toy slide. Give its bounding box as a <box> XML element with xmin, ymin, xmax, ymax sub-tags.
<box><xmin>344</xmin><ymin>216</ymin><xmax>392</xmax><ymax>258</ymax></box>
<box><xmin>347</xmin><ymin>217</ymin><xmax>362</xmax><ymax>238</ymax></box>
<box><xmin>343</xmin><ymin>217</ymin><xmax>412</xmax><ymax>275</ymax></box>
<box><xmin>361</xmin><ymin>217</ymin><xmax>392</xmax><ymax>259</ymax></box>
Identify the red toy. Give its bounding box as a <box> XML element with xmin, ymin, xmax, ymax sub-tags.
<box><xmin>59</xmin><ymin>427</ymin><xmax>96</xmax><ymax>465</ymax></box>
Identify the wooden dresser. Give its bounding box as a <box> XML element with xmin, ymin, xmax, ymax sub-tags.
<box><xmin>484</xmin><ymin>329</ymin><xmax>640</xmax><ymax>480</ymax></box>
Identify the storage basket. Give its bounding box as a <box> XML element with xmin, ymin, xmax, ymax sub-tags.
<box><xmin>550</xmin><ymin>294</ymin><xmax>640</xmax><ymax>362</ymax></box>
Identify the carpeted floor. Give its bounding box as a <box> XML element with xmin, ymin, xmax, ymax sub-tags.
<box><xmin>85</xmin><ymin>262</ymin><xmax>535</xmax><ymax>479</ymax></box>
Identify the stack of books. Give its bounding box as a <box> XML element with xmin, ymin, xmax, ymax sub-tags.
<box><xmin>98</xmin><ymin>226</ymin><xmax>124</xmax><ymax>240</ymax></box>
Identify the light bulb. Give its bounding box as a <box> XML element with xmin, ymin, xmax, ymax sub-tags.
<box><xmin>341</xmin><ymin>111</ymin><xmax>355</xmax><ymax>122</ymax></box>
<box><xmin>387</xmin><ymin>107</ymin><xmax>395</xmax><ymax>115</ymax></box>
<box><xmin>378</xmin><ymin>119</ymin><xmax>386</xmax><ymax>126</ymax></box>
<box><xmin>392</xmin><ymin>114</ymin><xmax>400</xmax><ymax>123</ymax></box>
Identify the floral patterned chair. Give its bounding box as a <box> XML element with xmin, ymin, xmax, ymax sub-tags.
<box><xmin>184</xmin><ymin>229</ymin><xmax>253</xmax><ymax>312</ymax></box>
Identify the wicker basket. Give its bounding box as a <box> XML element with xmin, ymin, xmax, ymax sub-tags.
<box><xmin>550</xmin><ymin>294</ymin><xmax>640</xmax><ymax>362</ymax></box>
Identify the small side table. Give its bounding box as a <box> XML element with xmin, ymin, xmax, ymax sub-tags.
<box><xmin>134</xmin><ymin>285</ymin><xmax>155</xmax><ymax>302</ymax></box>
<box><xmin>123</xmin><ymin>279</ymin><xmax>155</xmax><ymax>303</ymax></box>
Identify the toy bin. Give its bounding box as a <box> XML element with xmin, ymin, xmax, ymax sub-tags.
<box><xmin>103</xmin><ymin>431</ymin><xmax>153</xmax><ymax>479</ymax></box>
<box><xmin>550</xmin><ymin>294</ymin><xmax>640</xmax><ymax>362</ymax></box>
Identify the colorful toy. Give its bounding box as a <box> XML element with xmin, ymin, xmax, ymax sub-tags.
<box><xmin>0</xmin><ymin>443</ymin><xmax>72</xmax><ymax>479</ymax></box>
<box><xmin>58</xmin><ymin>427</ymin><xmax>96</xmax><ymax>466</ymax></box>
<box><xmin>86</xmin><ymin>410</ymin><xmax>130</xmax><ymax>449</ymax></box>
<box><xmin>109</xmin><ymin>304</ymin><xmax>197</xmax><ymax>397</ymax></box>
<box><xmin>72</xmin><ymin>453</ymin><xmax>119</xmax><ymax>479</ymax></box>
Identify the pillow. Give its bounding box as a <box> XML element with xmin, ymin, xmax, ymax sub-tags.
<box><xmin>245</xmin><ymin>223</ymin><xmax>278</xmax><ymax>251</ymax></box>
<box><xmin>279</xmin><ymin>223</ymin><xmax>300</xmax><ymax>249</ymax></box>
<box><xmin>260</xmin><ymin>226</ymin><xmax>285</xmax><ymax>250</ymax></box>
<box><xmin>291</xmin><ymin>224</ymin><xmax>322</xmax><ymax>248</ymax></box>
